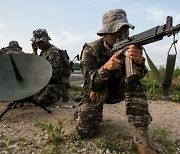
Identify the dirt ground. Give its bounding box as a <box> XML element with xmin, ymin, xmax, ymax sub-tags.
<box><xmin>0</xmin><ymin>99</ymin><xmax>179</xmax><ymax>139</ymax></box>
<box><xmin>0</xmin><ymin>100</ymin><xmax>180</xmax><ymax>153</ymax></box>
<box><xmin>0</xmin><ymin>74</ymin><xmax>180</xmax><ymax>153</ymax></box>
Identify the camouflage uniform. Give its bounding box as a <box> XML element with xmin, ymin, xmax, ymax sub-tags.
<box><xmin>75</xmin><ymin>9</ymin><xmax>152</xmax><ymax>138</ymax></box>
<box><xmin>0</xmin><ymin>40</ymin><xmax>23</xmax><ymax>58</ymax></box>
<box><xmin>30</xmin><ymin>29</ymin><xmax>71</xmax><ymax>106</ymax></box>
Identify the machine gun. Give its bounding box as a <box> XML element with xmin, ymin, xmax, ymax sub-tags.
<box><xmin>112</xmin><ymin>16</ymin><xmax>180</xmax><ymax>78</ymax></box>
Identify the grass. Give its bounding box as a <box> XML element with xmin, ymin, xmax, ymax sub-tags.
<box><xmin>141</xmin><ymin>68</ymin><xmax>180</xmax><ymax>102</ymax></box>
<box><xmin>69</xmin><ymin>84</ymin><xmax>83</xmax><ymax>102</ymax></box>
<box><xmin>92</xmin><ymin>130</ymin><xmax>134</xmax><ymax>153</ymax></box>
<box><xmin>37</xmin><ymin>121</ymin><xmax>66</xmax><ymax>146</ymax></box>
<box><xmin>35</xmin><ymin>120</ymin><xmax>180</xmax><ymax>153</ymax></box>
<box><xmin>37</xmin><ymin>121</ymin><xmax>135</xmax><ymax>153</ymax></box>
<box><xmin>152</xmin><ymin>127</ymin><xmax>180</xmax><ymax>153</ymax></box>
<box><xmin>69</xmin><ymin>84</ymin><xmax>83</xmax><ymax>96</ymax></box>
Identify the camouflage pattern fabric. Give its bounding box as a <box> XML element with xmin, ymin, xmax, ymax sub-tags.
<box><xmin>9</xmin><ymin>40</ymin><xmax>22</xmax><ymax>50</ymax></box>
<box><xmin>16</xmin><ymin>84</ymin><xmax>61</xmax><ymax>107</ymax></box>
<box><xmin>33</xmin><ymin>84</ymin><xmax>62</xmax><ymax>106</ymax></box>
<box><xmin>40</xmin><ymin>45</ymin><xmax>70</xmax><ymax>84</ymax></box>
<box><xmin>97</xmin><ymin>9</ymin><xmax>134</xmax><ymax>36</ymax></box>
<box><xmin>31</xmin><ymin>29</ymin><xmax>51</xmax><ymax>43</ymax></box>
<box><xmin>0</xmin><ymin>44</ymin><xmax>23</xmax><ymax>58</ymax></box>
<box><xmin>74</xmin><ymin>38</ymin><xmax>152</xmax><ymax>138</ymax></box>
<box><xmin>15</xmin><ymin>44</ymin><xmax>71</xmax><ymax>106</ymax></box>
<box><xmin>36</xmin><ymin>44</ymin><xmax>71</xmax><ymax>106</ymax></box>
<box><xmin>29</xmin><ymin>29</ymin><xmax>71</xmax><ymax>106</ymax></box>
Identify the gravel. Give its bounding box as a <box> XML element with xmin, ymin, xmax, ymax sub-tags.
<box><xmin>0</xmin><ymin>100</ymin><xmax>180</xmax><ymax>153</ymax></box>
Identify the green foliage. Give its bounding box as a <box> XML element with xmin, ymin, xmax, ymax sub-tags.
<box><xmin>153</xmin><ymin>127</ymin><xmax>180</xmax><ymax>153</ymax></box>
<box><xmin>38</xmin><ymin>121</ymin><xmax>66</xmax><ymax>146</ymax></box>
<box><xmin>70</xmin><ymin>85</ymin><xmax>83</xmax><ymax>92</ymax></box>
<box><xmin>141</xmin><ymin>68</ymin><xmax>180</xmax><ymax>102</ymax></box>
<box><xmin>169</xmin><ymin>84</ymin><xmax>180</xmax><ymax>102</ymax></box>
<box><xmin>153</xmin><ymin>127</ymin><xmax>169</xmax><ymax>142</ymax></box>
<box><xmin>69</xmin><ymin>85</ymin><xmax>83</xmax><ymax>101</ymax></box>
<box><xmin>93</xmin><ymin>138</ymin><xmax>120</xmax><ymax>153</ymax></box>
<box><xmin>92</xmin><ymin>130</ymin><xmax>133</xmax><ymax>153</ymax></box>
<box><xmin>141</xmin><ymin>80</ymin><xmax>162</xmax><ymax>100</ymax></box>
<box><xmin>173</xmin><ymin>67</ymin><xmax>180</xmax><ymax>76</ymax></box>
<box><xmin>70</xmin><ymin>131</ymin><xmax>82</xmax><ymax>141</ymax></box>
<box><xmin>35</xmin><ymin>121</ymin><xmax>180</xmax><ymax>153</ymax></box>
<box><xmin>116</xmin><ymin>130</ymin><xmax>130</xmax><ymax>141</ymax></box>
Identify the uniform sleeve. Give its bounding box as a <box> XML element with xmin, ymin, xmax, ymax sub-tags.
<box><xmin>135</xmin><ymin>57</ymin><xmax>148</xmax><ymax>79</ymax></box>
<box><xmin>81</xmin><ymin>46</ymin><xmax>110</xmax><ymax>90</ymax></box>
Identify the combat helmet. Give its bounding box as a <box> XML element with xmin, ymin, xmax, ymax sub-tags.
<box><xmin>9</xmin><ymin>40</ymin><xmax>22</xmax><ymax>50</ymax></box>
<box><xmin>30</xmin><ymin>29</ymin><xmax>51</xmax><ymax>43</ymax></box>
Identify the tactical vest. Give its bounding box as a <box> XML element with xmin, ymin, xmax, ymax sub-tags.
<box><xmin>81</xmin><ymin>38</ymin><xmax>109</xmax><ymax>67</ymax></box>
<box><xmin>81</xmin><ymin>38</ymin><xmax>126</xmax><ymax>104</ymax></box>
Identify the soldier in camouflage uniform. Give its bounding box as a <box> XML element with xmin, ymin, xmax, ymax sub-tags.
<box><xmin>74</xmin><ymin>9</ymin><xmax>156</xmax><ymax>154</ymax></box>
<box><xmin>30</xmin><ymin>29</ymin><xmax>71</xmax><ymax>106</ymax></box>
<box><xmin>0</xmin><ymin>40</ymin><xmax>23</xmax><ymax>58</ymax></box>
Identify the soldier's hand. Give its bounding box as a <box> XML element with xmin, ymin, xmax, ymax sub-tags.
<box><xmin>31</xmin><ymin>42</ymin><xmax>38</xmax><ymax>55</ymax></box>
<box><xmin>126</xmin><ymin>44</ymin><xmax>143</xmax><ymax>65</ymax></box>
<box><xmin>103</xmin><ymin>50</ymin><xmax>123</xmax><ymax>70</ymax></box>
<box><xmin>89</xmin><ymin>91</ymin><xmax>106</xmax><ymax>104</ymax></box>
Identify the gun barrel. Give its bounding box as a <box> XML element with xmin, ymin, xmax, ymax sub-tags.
<box><xmin>113</xmin><ymin>23</ymin><xmax>180</xmax><ymax>53</ymax></box>
<box><xmin>171</xmin><ymin>24</ymin><xmax>180</xmax><ymax>33</ymax></box>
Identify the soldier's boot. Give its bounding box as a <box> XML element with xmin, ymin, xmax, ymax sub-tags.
<box><xmin>132</xmin><ymin>127</ymin><xmax>156</xmax><ymax>154</ymax></box>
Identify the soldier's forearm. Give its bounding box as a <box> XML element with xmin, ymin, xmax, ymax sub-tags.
<box><xmin>88</xmin><ymin>66</ymin><xmax>110</xmax><ymax>90</ymax></box>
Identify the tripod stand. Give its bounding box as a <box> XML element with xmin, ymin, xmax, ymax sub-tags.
<box><xmin>0</xmin><ymin>101</ymin><xmax>51</xmax><ymax>119</ymax></box>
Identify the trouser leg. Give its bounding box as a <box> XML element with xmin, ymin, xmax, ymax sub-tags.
<box><xmin>125</xmin><ymin>79</ymin><xmax>152</xmax><ymax>127</ymax></box>
<box><xmin>125</xmin><ymin>78</ymin><xmax>156</xmax><ymax>153</ymax></box>
<box><xmin>36</xmin><ymin>87</ymin><xmax>61</xmax><ymax>107</ymax></box>
<box><xmin>74</xmin><ymin>98</ymin><xmax>103</xmax><ymax>138</ymax></box>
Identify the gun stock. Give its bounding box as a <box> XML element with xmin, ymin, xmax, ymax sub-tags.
<box><xmin>112</xmin><ymin>16</ymin><xmax>180</xmax><ymax>78</ymax></box>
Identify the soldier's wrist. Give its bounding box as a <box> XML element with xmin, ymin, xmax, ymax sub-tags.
<box><xmin>135</xmin><ymin>58</ymin><xmax>145</xmax><ymax>67</ymax></box>
<box><xmin>99</xmin><ymin>65</ymin><xmax>110</xmax><ymax>77</ymax></box>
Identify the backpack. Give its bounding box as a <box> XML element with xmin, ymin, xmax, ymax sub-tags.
<box><xmin>41</xmin><ymin>45</ymin><xmax>71</xmax><ymax>77</ymax></box>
